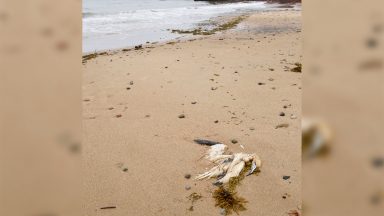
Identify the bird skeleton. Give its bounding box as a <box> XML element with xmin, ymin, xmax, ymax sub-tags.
<box><xmin>194</xmin><ymin>140</ymin><xmax>261</xmax><ymax>185</ymax></box>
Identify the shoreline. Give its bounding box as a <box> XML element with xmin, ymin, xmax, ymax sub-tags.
<box><xmin>82</xmin><ymin>4</ymin><xmax>301</xmax><ymax>56</ymax></box>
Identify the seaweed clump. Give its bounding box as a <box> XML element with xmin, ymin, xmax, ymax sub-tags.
<box><xmin>212</xmin><ymin>162</ymin><xmax>258</xmax><ymax>215</ymax></box>
<box><xmin>290</xmin><ymin>63</ymin><xmax>302</xmax><ymax>72</ymax></box>
<box><xmin>82</xmin><ymin>52</ymin><xmax>108</xmax><ymax>64</ymax></box>
<box><xmin>171</xmin><ymin>16</ymin><xmax>247</xmax><ymax>36</ymax></box>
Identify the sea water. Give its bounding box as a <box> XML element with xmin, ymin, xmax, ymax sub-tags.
<box><xmin>83</xmin><ymin>0</ymin><xmax>270</xmax><ymax>53</ymax></box>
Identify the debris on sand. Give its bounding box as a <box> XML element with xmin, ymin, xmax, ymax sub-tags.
<box><xmin>275</xmin><ymin>123</ymin><xmax>289</xmax><ymax>129</ymax></box>
<box><xmin>288</xmin><ymin>209</ymin><xmax>300</xmax><ymax>216</ymax></box>
<box><xmin>100</xmin><ymin>206</ymin><xmax>116</xmax><ymax>210</ymax></box>
<box><xmin>187</xmin><ymin>192</ymin><xmax>203</xmax><ymax>211</ymax></box>
<box><xmin>290</xmin><ymin>63</ymin><xmax>302</xmax><ymax>72</ymax></box>
<box><xmin>134</xmin><ymin>44</ymin><xmax>143</xmax><ymax>50</ymax></box>
<box><xmin>178</xmin><ymin>114</ymin><xmax>185</xmax><ymax>119</ymax></box>
<box><xmin>194</xmin><ymin>139</ymin><xmax>221</xmax><ymax>146</ymax></box>
<box><xmin>302</xmin><ymin>117</ymin><xmax>332</xmax><ymax>158</ymax></box>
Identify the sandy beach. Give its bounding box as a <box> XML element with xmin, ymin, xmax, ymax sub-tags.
<box><xmin>83</xmin><ymin>9</ymin><xmax>301</xmax><ymax>216</ymax></box>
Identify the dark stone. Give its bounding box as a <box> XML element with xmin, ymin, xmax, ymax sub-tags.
<box><xmin>184</xmin><ymin>174</ymin><xmax>191</xmax><ymax>179</ymax></box>
<box><xmin>178</xmin><ymin>114</ymin><xmax>185</xmax><ymax>119</ymax></box>
<box><xmin>283</xmin><ymin>175</ymin><xmax>290</xmax><ymax>180</ymax></box>
<box><xmin>279</xmin><ymin>112</ymin><xmax>285</xmax><ymax>116</ymax></box>
<box><xmin>231</xmin><ymin>139</ymin><xmax>238</xmax><ymax>144</ymax></box>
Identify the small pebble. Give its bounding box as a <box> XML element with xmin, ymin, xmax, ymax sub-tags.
<box><xmin>214</xmin><ymin>120</ymin><xmax>219</xmax><ymax>123</ymax></box>
<box><xmin>279</xmin><ymin>112</ymin><xmax>285</xmax><ymax>117</ymax></box>
<box><xmin>122</xmin><ymin>168</ymin><xmax>128</xmax><ymax>172</ymax></box>
<box><xmin>191</xmin><ymin>101</ymin><xmax>197</xmax><ymax>104</ymax></box>
<box><xmin>283</xmin><ymin>175</ymin><xmax>290</xmax><ymax>180</ymax></box>
<box><xmin>184</xmin><ymin>174</ymin><xmax>191</xmax><ymax>179</ymax></box>
<box><xmin>115</xmin><ymin>114</ymin><xmax>122</xmax><ymax>118</ymax></box>
<box><xmin>129</xmin><ymin>81</ymin><xmax>134</xmax><ymax>85</ymax></box>
<box><xmin>249</xmin><ymin>127</ymin><xmax>255</xmax><ymax>130</ymax></box>
<box><xmin>258</xmin><ymin>82</ymin><xmax>265</xmax><ymax>85</ymax></box>
<box><xmin>231</xmin><ymin>139</ymin><xmax>238</xmax><ymax>144</ymax></box>
<box><xmin>178</xmin><ymin>114</ymin><xmax>185</xmax><ymax>119</ymax></box>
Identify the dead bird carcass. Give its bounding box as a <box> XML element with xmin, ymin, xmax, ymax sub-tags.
<box><xmin>193</xmin><ymin>139</ymin><xmax>261</xmax><ymax>185</ymax></box>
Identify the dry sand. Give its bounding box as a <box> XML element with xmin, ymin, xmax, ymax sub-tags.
<box><xmin>83</xmin><ymin>9</ymin><xmax>301</xmax><ymax>216</ymax></box>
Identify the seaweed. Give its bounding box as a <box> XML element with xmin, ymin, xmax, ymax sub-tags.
<box><xmin>171</xmin><ymin>16</ymin><xmax>247</xmax><ymax>36</ymax></box>
<box><xmin>290</xmin><ymin>63</ymin><xmax>302</xmax><ymax>72</ymax></box>
<box><xmin>82</xmin><ymin>52</ymin><xmax>108</xmax><ymax>64</ymax></box>
<box><xmin>213</xmin><ymin>162</ymin><xmax>258</xmax><ymax>215</ymax></box>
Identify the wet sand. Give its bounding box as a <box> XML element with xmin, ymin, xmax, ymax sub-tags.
<box><xmin>83</xmin><ymin>9</ymin><xmax>301</xmax><ymax>216</ymax></box>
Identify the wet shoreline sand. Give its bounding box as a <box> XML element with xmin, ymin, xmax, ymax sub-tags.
<box><xmin>83</xmin><ymin>9</ymin><xmax>302</xmax><ymax>216</ymax></box>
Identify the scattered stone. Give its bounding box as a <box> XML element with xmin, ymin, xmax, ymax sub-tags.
<box><xmin>282</xmin><ymin>195</ymin><xmax>287</xmax><ymax>199</ymax></box>
<box><xmin>269</xmin><ymin>68</ymin><xmax>275</xmax><ymax>71</ymax></box>
<box><xmin>126</xmin><ymin>87</ymin><xmax>131</xmax><ymax>90</ymax></box>
<box><xmin>211</xmin><ymin>87</ymin><xmax>218</xmax><ymax>90</ymax></box>
<box><xmin>108</xmin><ymin>107</ymin><xmax>114</xmax><ymax>110</ymax></box>
<box><xmin>185</xmin><ymin>185</ymin><xmax>191</xmax><ymax>190</ymax></box>
<box><xmin>279</xmin><ymin>112</ymin><xmax>286</xmax><ymax>117</ymax></box>
<box><xmin>249</xmin><ymin>127</ymin><xmax>255</xmax><ymax>131</ymax></box>
<box><xmin>231</xmin><ymin>139</ymin><xmax>238</xmax><ymax>144</ymax></box>
<box><xmin>145</xmin><ymin>114</ymin><xmax>150</xmax><ymax>118</ymax></box>
<box><xmin>129</xmin><ymin>81</ymin><xmax>134</xmax><ymax>85</ymax></box>
<box><xmin>258</xmin><ymin>82</ymin><xmax>265</xmax><ymax>85</ymax></box>
<box><xmin>165</xmin><ymin>66</ymin><xmax>168</xmax><ymax>69</ymax></box>
<box><xmin>275</xmin><ymin>123</ymin><xmax>289</xmax><ymax>129</ymax></box>
<box><xmin>214</xmin><ymin>74</ymin><xmax>220</xmax><ymax>76</ymax></box>
<box><xmin>283</xmin><ymin>175</ymin><xmax>290</xmax><ymax>180</ymax></box>
<box><xmin>122</xmin><ymin>168</ymin><xmax>128</xmax><ymax>172</ymax></box>
<box><xmin>115</xmin><ymin>114</ymin><xmax>122</xmax><ymax>118</ymax></box>
<box><xmin>178</xmin><ymin>114</ymin><xmax>185</xmax><ymax>119</ymax></box>
<box><xmin>271</xmin><ymin>87</ymin><xmax>276</xmax><ymax>90</ymax></box>
<box><xmin>214</xmin><ymin>120</ymin><xmax>219</xmax><ymax>123</ymax></box>
<box><xmin>268</xmin><ymin>78</ymin><xmax>274</xmax><ymax>81</ymax></box>
<box><xmin>191</xmin><ymin>101</ymin><xmax>197</xmax><ymax>104</ymax></box>
<box><xmin>283</xmin><ymin>105</ymin><xmax>288</xmax><ymax>109</ymax></box>
<box><xmin>184</xmin><ymin>174</ymin><xmax>191</xmax><ymax>179</ymax></box>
